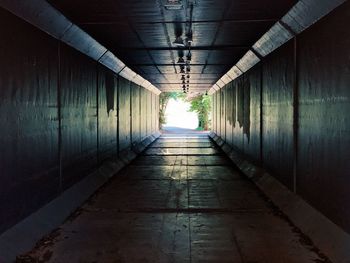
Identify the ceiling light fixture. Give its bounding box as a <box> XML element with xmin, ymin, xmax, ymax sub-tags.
<box><xmin>180</xmin><ymin>64</ymin><xmax>185</xmax><ymax>73</ymax></box>
<box><xmin>173</xmin><ymin>36</ymin><xmax>185</xmax><ymax>47</ymax></box>
<box><xmin>177</xmin><ymin>57</ymin><xmax>185</xmax><ymax>64</ymax></box>
<box><xmin>186</xmin><ymin>31</ymin><xmax>193</xmax><ymax>44</ymax></box>
<box><xmin>186</xmin><ymin>51</ymin><xmax>192</xmax><ymax>61</ymax></box>
<box><xmin>164</xmin><ymin>0</ymin><xmax>183</xmax><ymax>10</ymax></box>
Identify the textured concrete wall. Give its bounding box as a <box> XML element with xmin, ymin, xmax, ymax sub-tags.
<box><xmin>131</xmin><ymin>83</ymin><xmax>141</xmax><ymax>144</ymax></box>
<box><xmin>0</xmin><ymin>8</ymin><xmax>60</xmax><ymax>235</ymax></box>
<box><xmin>243</xmin><ymin>67</ymin><xmax>261</xmax><ymax>163</ymax></box>
<box><xmin>220</xmin><ymin>87</ymin><xmax>226</xmax><ymax>141</ymax></box>
<box><xmin>152</xmin><ymin>93</ymin><xmax>158</xmax><ymax>134</ymax></box>
<box><xmin>216</xmin><ymin>92</ymin><xmax>221</xmax><ymax>137</ymax></box>
<box><xmin>216</xmin><ymin>70</ymin><xmax>261</xmax><ymax>161</ymax></box>
<box><xmin>140</xmin><ymin>88</ymin><xmax>148</xmax><ymax>140</ymax></box>
<box><xmin>60</xmin><ymin>44</ymin><xmax>99</xmax><ymax>190</ymax></box>
<box><xmin>262</xmin><ymin>42</ymin><xmax>294</xmax><ymax>189</ymax></box>
<box><xmin>0</xmin><ymin>8</ymin><xmax>159</xmax><ymax>234</ymax></box>
<box><xmin>98</xmin><ymin>66</ymin><xmax>118</xmax><ymax>163</ymax></box>
<box><xmin>225</xmin><ymin>83</ymin><xmax>233</xmax><ymax>145</ymax></box>
<box><xmin>211</xmin><ymin>3</ymin><xmax>350</xmax><ymax>233</ymax></box>
<box><xmin>232</xmin><ymin>78</ymin><xmax>244</xmax><ymax>150</ymax></box>
<box><xmin>212</xmin><ymin>93</ymin><xmax>216</xmax><ymax>134</ymax></box>
<box><xmin>297</xmin><ymin>3</ymin><xmax>350</xmax><ymax>233</ymax></box>
<box><xmin>118</xmin><ymin>77</ymin><xmax>131</xmax><ymax>151</ymax></box>
<box><xmin>146</xmin><ymin>91</ymin><xmax>152</xmax><ymax>137</ymax></box>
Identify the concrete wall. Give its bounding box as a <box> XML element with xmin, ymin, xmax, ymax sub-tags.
<box><xmin>296</xmin><ymin>3</ymin><xmax>350</xmax><ymax>234</ymax></box>
<box><xmin>211</xmin><ymin>2</ymin><xmax>350</xmax><ymax>233</ymax></box>
<box><xmin>118</xmin><ymin>77</ymin><xmax>131</xmax><ymax>152</ymax></box>
<box><xmin>262</xmin><ymin>42</ymin><xmax>294</xmax><ymax>189</ymax></box>
<box><xmin>0</xmin><ymin>8</ymin><xmax>159</xmax><ymax>234</ymax></box>
<box><xmin>131</xmin><ymin>83</ymin><xmax>141</xmax><ymax>144</ymax></box>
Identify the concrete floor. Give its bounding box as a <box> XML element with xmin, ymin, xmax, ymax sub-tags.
<box><xmin>18</xmin><ymin>133</ymin><xmax>329</xmax><ymax>263</ymax></box>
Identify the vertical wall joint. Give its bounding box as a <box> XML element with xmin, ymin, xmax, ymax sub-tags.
<box><xmin>57</xmin><ymin>42</ymin><xmax>62</xmax><ymax>193</ymax></box>
<box><xmin>292</xmin><ymin>36</ymin><xmax>299</xmax><ymax>193</ymax></box>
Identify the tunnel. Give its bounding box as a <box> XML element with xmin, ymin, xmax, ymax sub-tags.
<box><xmin>0</xmin><ymin>0</ymin><xmax>349</xmax><ymax>262</ymax></box>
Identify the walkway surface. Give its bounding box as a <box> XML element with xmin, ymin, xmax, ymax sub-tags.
<box><xmin>19</xmin><ymin>132</ymin><xmax>328</xmax><ymax>263</ymax></box>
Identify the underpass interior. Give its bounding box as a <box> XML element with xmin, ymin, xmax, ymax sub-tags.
<box><xmin>18</xmin><ymin>133</ymin><xmax>328</xmax><ymax>262</ymax></box>
<box><xmin>0</xmin><ymin>0</ymin><xmax>349</xmax><ymax>262</ymax></box>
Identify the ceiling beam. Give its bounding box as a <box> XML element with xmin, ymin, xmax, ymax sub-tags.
<box><xmin>78</xmin><ymin>18</ymin><xmax>278</xmax><ymax>25</ymax></box>
<box><xmin>131</xmin><ymin>63</ymin><xmax>228</xmax><ymax>66</ymax></box>
<box><xmin>152</xmin><ymin>80</ymin><xmax>215</xmax><ymax>85</ymax></box>
<box><xmin>116</xmin><ymin>45</ymin><xmax>249</xmax><ymax>51</ymax></box>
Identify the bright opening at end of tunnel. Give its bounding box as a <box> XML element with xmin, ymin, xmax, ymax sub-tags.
<box><xmin>163</xmin><ymin>98</ymin><xmax>198</xmax><ymax>130</ymax></box>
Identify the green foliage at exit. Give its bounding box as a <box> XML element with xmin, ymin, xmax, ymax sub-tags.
<box><xmin>188</xmin><ymin>94</ymin><xmax>211</xmax><ymax>130</ymax></box>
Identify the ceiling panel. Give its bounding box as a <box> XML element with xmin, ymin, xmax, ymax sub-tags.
<box><xmin>117</xmin><ymin>1</ymin><xmax>162</xmax><ymax>22</ymax></box>
<box><xmin>207</xmin><ymin>49</ymin><xmax>244</xmax><ymax>64</ymax></box>
<box><xmin>158</xmin><ymin>65</ymin><xmax>177</xmax><ymax>74</ymax></box>
<box><xmin>119</xmin><ymin>50</ymin><xmax>153</xmax><ymax>65</ymax></box>
<box><xmin>149</xmin><ymin>50</ymin><xmax>174</xmax><ymax>64</ymax></box>
<box><xmin>186</xmin><ymin>65</ymin><xmax>204</xmax><ymax>73</ymax></box>
<box><xmin>84</xmin><ymin>23</ymin><xmax>143</xmax><ymax>48</ymax></box>
<box><xmin>189</xmin><ymin>50</ymin><xmax>211</xmax><ymax>64</ymax></box>
<box><xmin>134</xmin><ymin>23</ymin><xmax>169</xmax><ymax>48</ymax></box>
<box><xmin>225</xmin><ymin>0</ymin><xmax>296</xmax><ymax>20</ymax></box>
<box><xmin>48</xmin><ymin>0</ymin><xmax>298</xmax><ymax>93</ymax></box>
<box><xmin>214</xmin><ymin>21</ymin><xmax>274</xmax><ymax>46</ymax></box>
<box><xmin>192</xmin><ymin>22</ymin><xmax>220</xmax><ymax>47</ymax></box>
<box><xmin>193</xmin><ymin>0</ymin><xmax>231</xmax><ymax>21</ymax></box>
<box><xmin>138</xmin><ymin>66</ymin><xmax>161</xmax><ymax>74</ymax></box>
<box><xmin>202</xmin><ymin>65</ymin><xmax>228</xmax><ymax>74</ymax></box>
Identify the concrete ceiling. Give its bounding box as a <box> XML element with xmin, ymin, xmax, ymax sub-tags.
<box><xmin>48</xmin><ymin>0</ymin><xmax>296</xmax><ymax>93</ymax></box>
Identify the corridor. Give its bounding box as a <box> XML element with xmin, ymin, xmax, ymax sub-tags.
<box><xmin>1</xmin><ymin>1</ymin><xmax>349</xmax><ymax>261</ymax></box>
<box><xmin>18</xmin><ymin>132</ymin><xmax>327</xmax><ymax>263</ymax></box>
